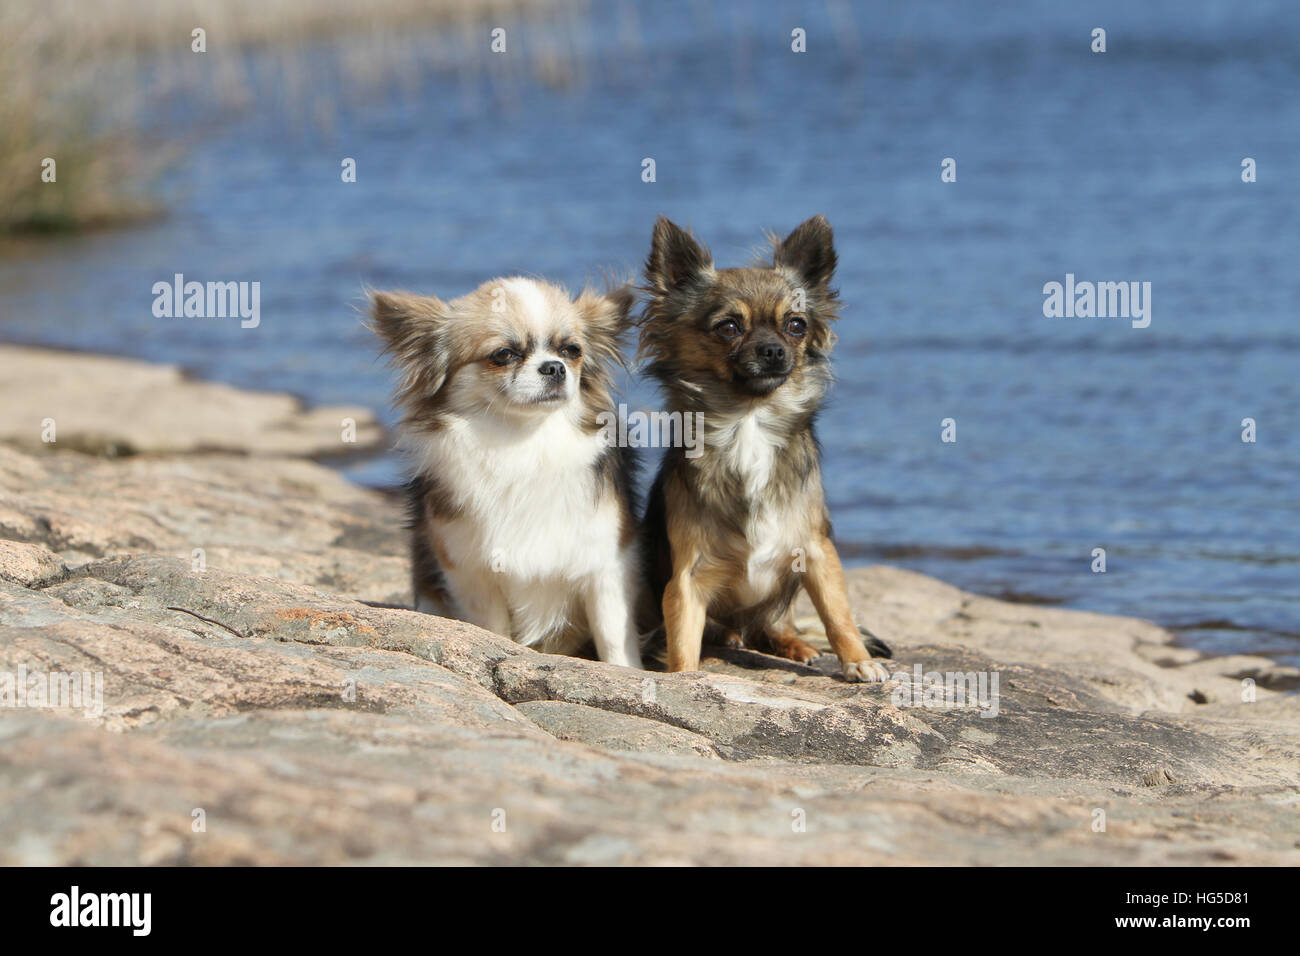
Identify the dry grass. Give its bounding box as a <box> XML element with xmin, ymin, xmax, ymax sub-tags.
<box><xmin>0</xmin><ymin>0</ymin><xmax>562</xmax><ymax>234</ymax></box>
<box><xmin>27</xmin><ymin>0</ymin><xmax>555</xmax><ymax>50</ymax></box>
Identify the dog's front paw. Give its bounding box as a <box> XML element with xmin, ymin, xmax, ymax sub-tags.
<box><xmin>767</xmin><ymin>633</ymin><xmax>821</xmax><ymax>664</ymax></box>
<box><xmin>841</xmin><ymin>658</ymin><xmax>891</xmax><ymax>683</ymax></box>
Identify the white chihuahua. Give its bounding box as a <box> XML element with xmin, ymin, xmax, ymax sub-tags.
<box><xmin>370</xmin><ymin>277</ymin><xmax>644</xmax><ymax>668</ymax></box>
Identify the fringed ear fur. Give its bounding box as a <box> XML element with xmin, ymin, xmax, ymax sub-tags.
<box><xmin>772</xmin><ymin>214</ymin><xmax>837</xmax><ymax>290</ymax></box>
<box><xmin>368</xmin><ymin>289</ymin><xmax>453</xmax><ymax>404</ymax></box>
<box><xmin>576</xmin><ymin>282</ymin><xmax>635</xmax><ymax>377</ymax></box>
<box><xmin>644</xmin><ymin>215</ymin><xmax>714</xmax><ymax>296</ymax></box>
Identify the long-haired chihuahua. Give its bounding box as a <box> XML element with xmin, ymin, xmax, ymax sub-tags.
<box><xmin>638</xmin><ymin>215</ymin><xmax>891</xmax><ymax>682</ymax></box>
<box><xmin>371</xmin><ymin>277</ymin><xmax>644</xmax><ymax>668</ymax></box>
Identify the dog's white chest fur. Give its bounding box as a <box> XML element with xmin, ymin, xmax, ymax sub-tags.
<box><xmin>714</xmin><ymin>409</ymin><xmax>805</xmax><ymax>605</ymax></box>
<box><xmin>722</xmin><ymin>411</ymin><xmax>780</xmax><ymax>500</ymax></box>
<box><xmin>411</xmin><ymin>411</ymin><xmax>623</xmax><ymax>650</ymax></box>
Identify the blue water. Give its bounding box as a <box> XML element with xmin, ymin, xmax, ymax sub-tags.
<box><xmin>2</xmin><ymin>0</ymin><xmax>1297</xmax><ymax>666</ymax></box>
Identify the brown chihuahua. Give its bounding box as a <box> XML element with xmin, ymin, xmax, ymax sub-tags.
<box><xmin>638</xmin><ymin>215</ymin><xmax>891</xmax><ymax>681</ymax></box>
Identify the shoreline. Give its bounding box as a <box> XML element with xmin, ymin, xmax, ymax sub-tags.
<box><xmin>1</xmin><ymin>339</ymin><xmax>1292</xmax><ymax>678</ymax></box>
<box><xmin>0</xmin><ymin>341</ymin><xmax>386</xmax><ymax>460</ymax></box>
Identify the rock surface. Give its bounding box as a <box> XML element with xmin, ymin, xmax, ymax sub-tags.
<box><xmin>0</xmin><ymin>345</ymin><xmax>1297</xmax><ymax>865</ymax></box>
<box><xmin>0</xmin><ymin>344</ymin><xmax>383</xmax><ymax>458</ymax></box>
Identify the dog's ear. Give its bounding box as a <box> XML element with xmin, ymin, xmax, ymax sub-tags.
<box><xmin>774</xmin><ymin>214</ymin><xmax>837</xmax><ymax>290</ymax></box>
<box><xmin>645</xmin><ymin>216</ymin><xmax>714</xmax><ymax>295</ymax></box>
<box><xmin>576</xmin><ymin>283</ymin><xmax>635</xmax><ymax>370</ymax></box>
<box><xmin>369</xmin><ymin>289</ymin><xmax>453</xmax><ymax>398</ymax></box>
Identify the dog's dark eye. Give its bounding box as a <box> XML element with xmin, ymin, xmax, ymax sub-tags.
<box><xmin>489</xmin><ymin>348</ymin><xmax>518</xmax><ymax>366</ymax></box>
<box><xmin>784</xmin><ymin>316</ymin><xmax>807</xmax><ymax>338</ymax></box>
<box><xmin>559</xmin><ymin>343</ymin><xmax>582</xmax><ymax>359</ymax></box>
<box><xmin>713</xmin><ymin>318</ymin><xmax>742</xmax><ymax>340</ymax></box>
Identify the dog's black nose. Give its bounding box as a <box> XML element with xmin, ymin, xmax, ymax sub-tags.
<box><xmin>538</xmin><ymin>360</ymin><xmax>565</xmax><ymax>378</ymax></box>
<box><xmin>757</xmin><ymin>342</ymin><xmax>786</xmax><ymax>363</ymax></box>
